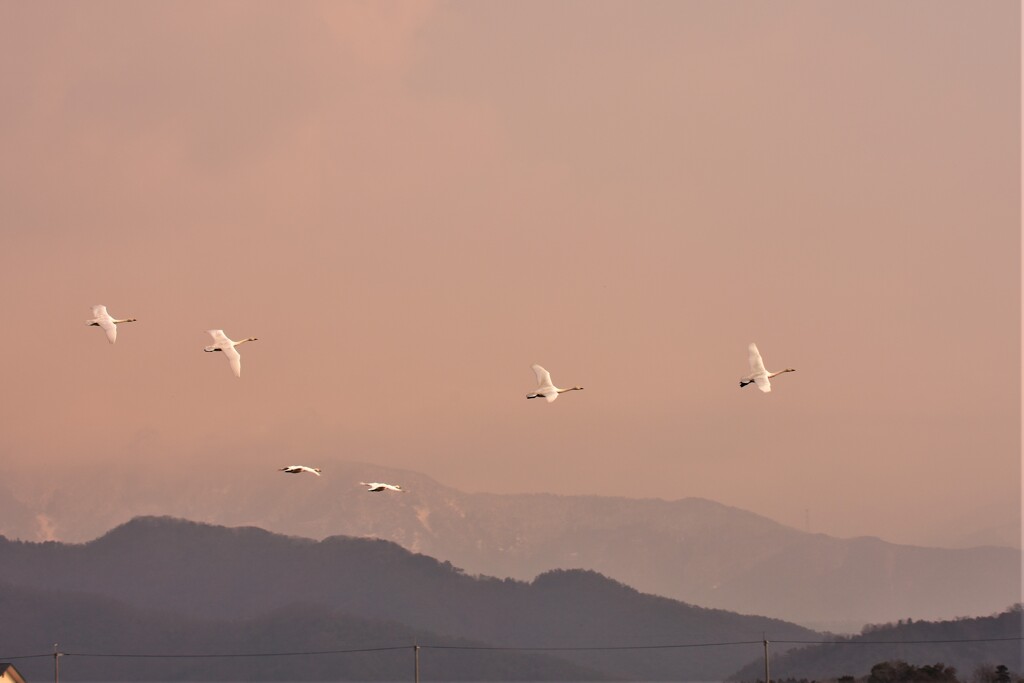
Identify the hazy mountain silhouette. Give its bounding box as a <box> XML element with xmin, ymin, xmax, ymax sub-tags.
<box><xmin>729</xmin><ymin>607</ymin><xmax>1024</xmax><ymax>681</ymax></box>
<box><xmin>0</xmin><ymin>481</ymin><xmax>37</xmax><ymax>540</ymax></box>
<box><xmin>0</xmin><ymin>580</ymin><xmax>611</xmax><ymax>681</ymax></box>
<box><xmin>0</xmin><ymin>516</ymin><xmax>818</xmax><ymax>681</ymax></box>
<box><xmin>3</xmin><ymin>460</ymin><xmax>1018</xmax><ymax>631</ymax></box>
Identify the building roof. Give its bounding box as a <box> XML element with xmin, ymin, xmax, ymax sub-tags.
<box><xmin>0</xmin><ymin>663</ymin><xmax>28</xmax><ymax>683</ymax></box>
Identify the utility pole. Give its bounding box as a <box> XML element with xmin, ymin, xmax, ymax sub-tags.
<box><xmin>413</xmin><ymin>645</ymin><xmax>420</xmax><ymax>683</ymax></box>
<box><xmin>763</xmin><ymin>638</ymin><xmax>770</xmax><ymax>683</ymax></box>
<box><xmin>53</xmin><ymin>643</ymin><xmax>61</xmax><ymax>683</ymax></box>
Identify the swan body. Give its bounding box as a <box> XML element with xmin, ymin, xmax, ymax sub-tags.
<box><xmin>204</xmin><ymin>330</ymin><xmax>258</xmax><ymax>378</ymax></box>
<box><xmin>361</xmin><ymin>482</ymin><xmax>406</xmax><ymax>493</ymax></box>
<box><xmin>526</xmin><ymin>364</ymin><xmax>583</xmax><ymax>402</ymax></box>
<box><xmin>86</xmin><ymin>305</ymin><xmax>136</xmax><ymax>344</ymax></box>
<box><xmin>740</xmin><ymin>343</ymin><xmax>795</xmax><ymax>393</ymax></box>
<box><xmin>279</xmin><ymin>465</ymin><xmax>321</xmax><ymax>476</ymax></box>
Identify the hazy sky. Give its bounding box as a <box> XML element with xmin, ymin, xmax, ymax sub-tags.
<box><xmin>0</xmin><ymin>1</ymin><xmax>1019</xmax><ymax>549</ymax></box>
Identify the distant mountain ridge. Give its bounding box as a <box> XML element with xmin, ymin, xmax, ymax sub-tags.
<box><xmin>0</xmin><ymin>516</ymin><xmax>819</xmax><ymax>681</ymax></box>
<box><xmin>1</xmin><ymin>460</ymin><xmax>1018</xmax><ymax>631</ymax></box>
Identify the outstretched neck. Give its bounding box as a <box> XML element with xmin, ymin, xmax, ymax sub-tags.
<box><xmin>768</xmin><ymin>368</ymin><xmax>795</xmax><ymax>378</ymax></box>
<box><xmin>115</xmin><ymin>318</ymin><xmax>137</xmax><ymax>324</ymax></box>
<box><xmin>235</xmin><ymin>337</ymin><xmax>258</xmax><ymax>346</ymax></box>
<box><xmin>557</xmin><ymin>386</ymin><xmax>584</xmax><ymax>393</ymax></box>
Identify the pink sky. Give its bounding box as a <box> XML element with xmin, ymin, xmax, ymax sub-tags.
<box><xmin>0</xmin><ymin>1</ymin><xmax>1019</xmax><ymax>549</ymax></box>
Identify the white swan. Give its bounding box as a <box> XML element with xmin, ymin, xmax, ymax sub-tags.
<box><xmin>360</xmin><ymin>482</ymin><xmax>406</xmax><ymax>493</ymax></box>
<box><xmin>279</xmin><ymin>465</ymin><xmax>321</xmax><ymax>476</ymax></box>
<box><xmin>204</xmin><ymin>330</ymin><xmax>258</xmax><ymax>378</ymax></box>
<box><xmin>740</xmin><ymin>343</ymin><xmax>795</xmax><ymax>393</ymax></box>
<box><xmin>86</xmin><ymin>305</ymin><xmax>136</xmax><ymax>344</ymax></box>
<box><xmin>526</xmin><ymin>364</ymin><xmax>583</xmax><ymax>403</ymax></box>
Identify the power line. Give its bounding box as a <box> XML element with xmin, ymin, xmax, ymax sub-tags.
<box><xmin>55</xmin><ymin>645</ymin><xmax>411</xmax><ymax>659</ymax></box>
<box><xmin>774</xmin><ymin>637</ymin><xmax>1024</xmax><ymax>645</ymax></box>
<box><xmin>0</xmin><ymin>654</ymin><xmax>54</xmax><ymax>661</ymax></box>
<box><xmin>426</xmin><ymin>640</ymin><xmax>763</xmax><ymax>651</ymax></box>
<box><xmin>3</xmin><ymin>636</ymin><xmax>1019</xmax><ymax>662</ymax></box>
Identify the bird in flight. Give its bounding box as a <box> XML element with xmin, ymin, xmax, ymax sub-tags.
<box><xmin>739</xmin><ymin>343</ymin><xmax>795</xmax><ymax>393</ymax></box>
<box><xmin>204</xmin><ymin>329</ymin><xmax>258</xmax><ymax>378</ymax></box>
<box><xmin>526</xmin><ymin>364</ymin><xmax>584</xmax><ymax>403</ymax></box>
<box><xmin>361</xmin><ymin>482</ymin><xmax>406</xmax><ymax>493</ymax></box>
<box><xmin>86</xmin><ymin>305</ymin><xmax>136</xmax><ymax>344</ymax></box>
<box><xmin>279</xmin><ymin>465</ymin><xmax>321</xmax><ymax>476</ymax></box>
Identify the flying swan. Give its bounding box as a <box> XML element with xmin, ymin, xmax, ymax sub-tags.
<box><xmin>361</xmin><ymin>482</ymin><xmax>406</xmax><ymax>493</ymax></box>
<box><xmin>86</xmin><ymin>305</ymin><xmax>136</xmax><ymax>344</ymax></box>
<box><xmin>740</xmin><ymin>343</ymin><xmax>795</xmax><ymax>393</ymax></box>
<box><xmin>279</xmin><ymin>465</ymin><xmax>321</xmax><ymax>476</ymax></box>
<box><xmin>204</xmin><ymin>330</ymin><xmax>258</xmax><ymax>378</ymax></box>
<box><xmin>527</xmin><ymin>364</ymin><xmax>583</xmax><ymax>402</ymax></box>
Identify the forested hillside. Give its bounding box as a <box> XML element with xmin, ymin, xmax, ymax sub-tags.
<box><xmin>731</xmin><ymin>607</ymin><xmax>1023</xmax><ymax>682</ymax></box>
<box><xmin>0</xmin><ymin>516</ymin><xmax>818</xmax><ymax>680</ymax></box>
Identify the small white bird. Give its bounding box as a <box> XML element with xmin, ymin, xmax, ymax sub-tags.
<box><xmin>204</xmin><ymin>330</ymin><xmax>258</xmax><ymax>378</ymax></box>
<box><xmin>526</xmin><ymin>364</ymin><xmax>583</xmax><ymax>403</ymax></box>
<box><xmin>86</xmin><ymin>305</ymin><xmax>136</xmax><ymax>344</ymax></box>
<box><xmin>279</xmin><ymin>465</ymin><xmax>321</xmax><ymax>476</ymax></box>
<box><xmin>740</xmin><ymin>343</ymin><xmax>795</xmax><ymax>393</ymax></box>
<box><xmin>361</xmin><ymin>482</ymin><xmax>406</xmax><ymax>493</ymax></box>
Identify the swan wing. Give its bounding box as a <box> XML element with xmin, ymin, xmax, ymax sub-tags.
<box><xmin>206</xmin><ymin>329</ymin><xmax>233</xmax><ymax>347</ymax></box>
<box><xmin>223</xmin><ymin>345</ymin><xmax>242</xmax><ymax>377</ymax></box>
<box><xmin>748</xmin><ymin>343</ymin><xmax>767</xmax><ymax>374</ymax></box>
<box><xmin>532</xmin><ymin>364</ymin><xmax>555</xmax><ymax>390</ymax></box>
<box><xmin>100</xmin><ymin>319</ymin><xmax>117</xmax><ymax>344</ymax></box>
<box><xmin>754</xmin><ymin>375</ymin><xmax>772</xmax><ymax>393</ymax></box>
<box><xmin>87</xmin><ymin>306</ymin><xmax>116</xmax><ymax>343</ymax></box>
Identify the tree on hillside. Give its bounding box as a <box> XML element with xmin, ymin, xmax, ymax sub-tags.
<box><xmin>972</xmin><ymin>664</ymin><xmax>1020</xmax><ymax>683</ymax></box>
<box><xmin>868</xmin><ymin>661</ymin><xmax>958</xmax><ymax>683</ymax></box>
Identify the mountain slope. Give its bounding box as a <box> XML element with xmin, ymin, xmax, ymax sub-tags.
<box><xmin>729</xmin><ymin>608</ymin><xmax>1024</xmax><ymax>681</ymax></box>
<box><xmin>0</xmin><ymin>516</ymin><xmax>819</xmax><ymax>681</ymax></box>
<box><xmin>0</xmin><ymin>581</ymin><xmax>612</xmax><ymax>681</ymax></box>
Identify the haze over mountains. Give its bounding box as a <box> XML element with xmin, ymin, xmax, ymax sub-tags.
<box><xmin>0</xmin><ymin>461</ymin><xmax>1017</xmax><ymax>632</ymax></box>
